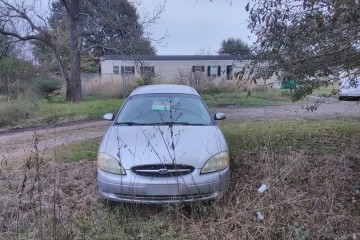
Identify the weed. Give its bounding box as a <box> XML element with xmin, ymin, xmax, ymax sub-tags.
<box><xmin>201</xmin><ymin>90</ymin><xmax>290</xmax><ymax>107</ymax></box>
<box><xmin>0</xmin><ymin>101</ymin><xmax>38</xmax><ymax>127</ymax></box>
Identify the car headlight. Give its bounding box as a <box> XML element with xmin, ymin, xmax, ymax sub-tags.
<box><xmin>97</xmin><ymin>152</ymin><xmax>126</xmax><ymax>175</ymax></box>
<box><xmin>201</xmin><ymin>152</ymin><xmax>229</xmax><ymax>174</ymax></box>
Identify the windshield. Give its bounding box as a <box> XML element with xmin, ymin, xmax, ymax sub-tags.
<box><xmin>115</xmin><ymin>93</ymin><xmax>213</xmax><ymax>126</ymax></box>
<box><xmin>340</xmin><ymin>78</ymin><xmax>360</xmax><ymax>89</ymax></box>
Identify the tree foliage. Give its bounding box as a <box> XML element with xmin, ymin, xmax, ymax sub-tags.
<box><xmin>76</xmin><ymin>0</ymin><xmax>156</xmax><ymax>56</ymax></box>
<box><xmin>0</xmin><ymin>56</ymin><xmax>36</xmax><ymax>99</ymax></box>
<box><xmin>218</xmin><ymin>37</ymin><xmax>251</xmax><ymax>56</ymax></box>
<box><xmin>0</xmin><ymin>34</ymin><xmax>14</xmax><ymax>57</ymax></box>
<box><xmin>247</xmin><ymin>0</ymin><xmax>360</xmax><ymax>100</ymax></box>
<box><xmin>33</xmin><ymin>0</ymin><xmax>156</xmax><ymax>74</ymax></box>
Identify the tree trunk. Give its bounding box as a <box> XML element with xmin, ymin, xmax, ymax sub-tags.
<box><xmin>67</xmin><ymin>0</ymin><xmax>82</xmax><ymax>102</ymax></box>
<box><xmin>5</xmin><ymin>76</ymin><xmax>9</xmax><ymax>100</ymax></box>
<box><xmin>53</xmin><ymin>47</ymin><xmax>71</xmax><ymax>101</ymax></box>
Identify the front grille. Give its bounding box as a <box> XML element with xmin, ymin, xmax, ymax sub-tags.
<box><xmin>132</xmin><ymin>164</ymin><xmax>194</xmax><ymax>177</ymax></box>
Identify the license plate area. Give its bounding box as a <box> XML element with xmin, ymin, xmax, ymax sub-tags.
<box><xmin>146</xmin><ymin>184</ymin><xmax>181</xmax><ymax>195</ymax></box>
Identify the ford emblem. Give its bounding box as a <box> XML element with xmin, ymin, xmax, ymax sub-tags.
<box><xmin>158</xmin><ymin>168</ymin><xmax>169</xmax><ymax>175</ymax></box>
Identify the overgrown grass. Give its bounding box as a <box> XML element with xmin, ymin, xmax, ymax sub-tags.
<box><xmin>0</xmin><ymin>96</ymin><xmax>124</xmax><ymax>129</ymax></box>
<box><xmin>312</xmin><ymin>84</ymin><xmax>339</xmax><ymax>95</ymax></box>
<box><xmin>53</xmin><ymin>137</ymin><xmax>100</xmax><ymax>163</ymax></box>
<box><xmin>36</xmin><ymin>97</ymin><xmax>124</xmax><ymax>122</ymax></box>
<box><xmin>201</xmin><ymin>89</ymin><xmax>291</xmax><ymax>107</ymax></box>
<box><xmin>1</xmin><ymin>118</ymin><xmax>359</xmax><ymax>239</ymax></box>
<box><xmin>0</xmin><ymin>101</ymin><xmax>38</xmax><ymax>127</ymax></box>
<box><xmin>73</xmin><ymin>203</ymin><xmax>183</xmax><ymax>239</ymax></box>
<box><xmin>0</xmin><ymin>89</ymin><xmax>291</xmax><ymax>129</ymax></box>
<box><xmin>220</xmin><ymin>118</ymin><xmax>360</xmax><ymax>156</ymax></box>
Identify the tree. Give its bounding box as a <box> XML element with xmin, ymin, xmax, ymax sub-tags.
<box><xmin>31</xmin><ymin>20</ymin><xmax>70</xmax><ymax>75</ymax></box>
<box><xmin>0</xmin><ymin>34</ymin><xmax>36</xmax><ymax>99</ymax></box>
<box><xmin>246</xmin><ymin>0</ymin><xmax>360</xmax><ymax>100</ymax></box>
<box><xmin>0</xmin><ymin>0</ymin><xmax>162</xmax><ymax>102</ymax></box>
<box><xmin>218</xmin><ymin>37</ymin><xmax>251</xmax><ymax>56</ymax></box>
<box><xmin>74</xmin><ymin>0</ymin><xmax>156</xmax><ymax>56</ymax></box>
<box><xmin>33</xmin><ymin>0</ymin><xmax>156</xmax><ymax>74</ymax></box>
<box><xmin>0</xmin><ymin>0</ymin><xmax>82</xmax><ymax>101</ymax></box>
<box><xmin>0</xmin><ymin>34</ymin><xmax>14</xmax><ymax>57</ymax></box>
<box><xmin>0</xmin><ymin>56</ymin><xmax>36</xmax><ymax>99</ymax></box>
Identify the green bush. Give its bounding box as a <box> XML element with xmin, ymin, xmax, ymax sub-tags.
<box><xmin>136</xmin><ymin>73</ymin><xmax>156</xmax><ymax>86</ymax></box>
<box><xmin>35</xmin><ymin>77</ymin><xmax>62</xmax><ymax>101</ymax></box>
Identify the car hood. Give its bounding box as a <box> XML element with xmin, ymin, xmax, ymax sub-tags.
<box><xmin>100</xmin><ymin>125</ymin><xmax>227</xmax><ymax>169</ymax></box>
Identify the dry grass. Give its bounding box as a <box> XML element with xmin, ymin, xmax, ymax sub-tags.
<box><xmin>180</xmin><ymin>152</ymin><xmax>360</xmax><ymax>239</ymax></box>
<box><xmin>0</xmin><ymin>158</ymin><xmax>97</xmax><ymax>239</ymax></box>
<box><xmin>81</xmin><ymin>74</ymin><xmax>137</xmax><ymax>98</ymax></box>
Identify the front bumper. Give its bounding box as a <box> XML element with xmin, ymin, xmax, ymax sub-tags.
<box><xmin>97</xmin><ymin>167</ymin><xmax>230</xmax><ymax>204</ymax></box>
<box><xmin>339</xmin><ymin>89</ymin><xmax>360</xmax><ymax>98</ymax></box>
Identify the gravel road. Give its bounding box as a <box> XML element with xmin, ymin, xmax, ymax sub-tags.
<box><xmin>211</xmin><ymin>100</ymin><xmax>360</xmax><ymax>122</ymax></box>
<box><xmin>1</xmin><ymin>100</ymin><xmax>359</xmax><ymax>162</ymax></box>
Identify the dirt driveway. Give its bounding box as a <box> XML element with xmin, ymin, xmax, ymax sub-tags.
<box><xmin>1</xmin><ymin>100</ymin><xmax>359</xmax><ymax>162</ymax></box>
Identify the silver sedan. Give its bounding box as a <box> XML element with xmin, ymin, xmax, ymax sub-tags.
<box><xmin>97</xmin><ymin>84</ymin><xmax>230</xmax><ymax>204</ymax></box>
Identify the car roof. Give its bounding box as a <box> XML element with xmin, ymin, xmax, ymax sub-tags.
<box><xmin>130</xmin><ymin>84</ymin><xmax>200</xmax><ymax>96</ymax></box>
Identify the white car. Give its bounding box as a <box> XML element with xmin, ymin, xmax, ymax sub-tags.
<box><xmin>97</xmin><ymin>84</ymin><xmax>230</xmax><ymax>204</ymax></box>
<box><xmin>339</xmin><ymin>77</ymin><xmax>360</xmax><ymax>100</ymax></box>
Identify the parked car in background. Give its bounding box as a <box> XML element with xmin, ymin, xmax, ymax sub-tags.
<box><xmin>339</xmin><ymin>77</ymin><xmax>360</xmax><ymax>100</ymax></box>
<box><xmin>97</xmin><ymin>84</ymin><xmax>230</xmax><ymax>204</ymax></box>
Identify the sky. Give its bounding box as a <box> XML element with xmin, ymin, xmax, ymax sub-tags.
<box><xmin>137</xmin><ymin>0</ymin><xmax>254</xmax><ymax>55</ymax></box>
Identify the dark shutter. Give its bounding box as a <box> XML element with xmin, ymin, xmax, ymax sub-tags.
<box><xmin>192</xmin><ymin>66</ymin><xmax>195</xmax><ymax>72</ymax></box>
<box><xmin>131</xmin><ymin>66</ymin><xmax>135</xmax><ymax>74</ymax></box>
<box><xmin>218</xmin><ymin>66</ymin><xmax>221</xmax><ymax>77</ymax></box>
<box><xmin>121</xmin><ymin>66</ymin><xmax>124</xmax><ymax>75</ymax></box>
<box><xmin>113</xmin><ymin>66</ymin><xmax>119</xmax><ymax>74</ymax></box>
<box><xmin>202</xmin><ymin>66</ymin><xmax>205</xmax><ymax>72</ymax></box>
<box><xmin>207</xmin><ymin>66</ymin><xmax>210</xmax><ymax>77</ymax></box>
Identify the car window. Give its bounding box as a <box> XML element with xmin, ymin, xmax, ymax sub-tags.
<box><xmin>341</xmin><ymin>78</ymin><xmax>360</xmax><ymax>89</ymax></box>
<box><xmin>115</xmin><ymin>93</ymin><xmax>213</xmax><ymax>125</ymax></box>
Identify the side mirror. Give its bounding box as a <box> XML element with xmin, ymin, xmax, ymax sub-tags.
<box><xmin>214</xmin><ymin>112</ymin><xmax>226</xmax><ymax>120</ymax></box>
<box><xmin>103</xmin><ymin>113</ymin><xmax>115</xmax><ymax>121</ymax></box>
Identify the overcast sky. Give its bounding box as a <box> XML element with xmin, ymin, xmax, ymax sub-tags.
<box><xmin>137</xmin><ymin>0</ymin><xmax>254</xmax><ymax>55</ymax></box>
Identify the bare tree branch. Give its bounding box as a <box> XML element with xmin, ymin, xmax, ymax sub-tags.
<box><xmin>0</xmin><ymin>0</ymin><xmax>43</xmax><ymax>32</ymax></box>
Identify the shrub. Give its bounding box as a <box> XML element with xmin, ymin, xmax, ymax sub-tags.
<box><xmin>35</xmin><ymin>77</ymin><xmax>62</xmax><ymax>101</ymax></box>
<box><xmin>136</xmin><ymin>73</ymin><xmax>157</xmax><ymax>86</ymax></box>
<box><xmin>174</xmin><ymin>69</ymin><xmax>209</xmax><ymax>89</ymax></box>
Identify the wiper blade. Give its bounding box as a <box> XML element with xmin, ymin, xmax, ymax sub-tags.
<box><xmin>162</xmin><ymin>122</ymin><xmax>207</xmax><ymax>126</ymax></box>
<box><xmin>115</xmin><ymin>122</ymin><xmax>207</xmax><ymax>126</ymax></box>
<box><xmin>114</xmin><ymin>122</ymin><xmax>147</xmax><ymax>126</ymax></box>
